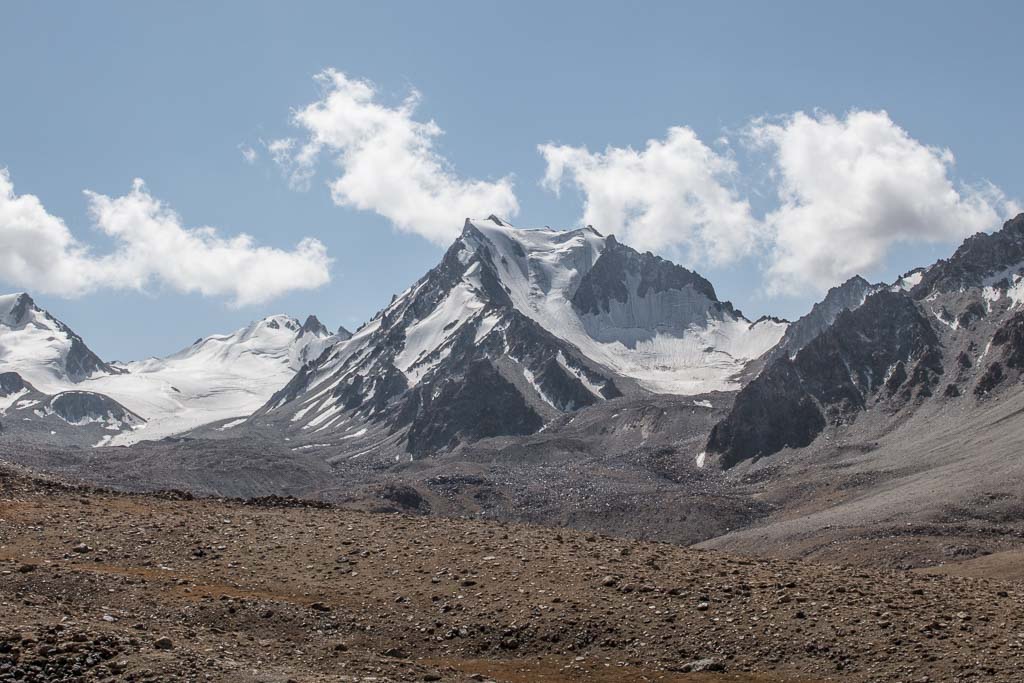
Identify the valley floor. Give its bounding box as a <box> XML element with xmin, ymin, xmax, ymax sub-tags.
<box><xmin>1</xmin><ymin>465</ymin><xmax>1022</xmax><ymax>682</ymax></box>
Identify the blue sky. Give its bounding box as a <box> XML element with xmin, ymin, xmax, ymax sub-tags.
<box><xmin>1</xmin><ymin>1</ymin><xmax>1022</xmax><ymax>359</ymax></box>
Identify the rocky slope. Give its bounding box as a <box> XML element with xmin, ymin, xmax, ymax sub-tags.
<box><xmin>3</xmin><ymin>462</ymin><xmax>1022</xmax><ymax>683</ymax></box>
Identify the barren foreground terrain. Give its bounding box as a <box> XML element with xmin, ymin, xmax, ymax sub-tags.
<box><xmin>1</xmin><ymin>464</ymin><xmax>1022</xmax><ymax>682</ymax></box>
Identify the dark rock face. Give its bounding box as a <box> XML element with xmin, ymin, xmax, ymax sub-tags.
<box><xmin>399</xmin><ymin>359</ymin><xmax>544</xmax><ymax>454</ymax></box>
<box><xmin>299</xmin><ymin>315</ymin><xmax>330</xmax><ymax>338</ymax></box>
<box><xmin>571</xmin><ymin>237</ymin><xmax>719</xmax><ymax>315</ymax></box>
<box><xmin>708</xmin><ymin>291</ymin><xmax>942</xmax><ymax>467</ymax></box>
<box><xmin>497</xmin><ymin>312</ymin><xmax>622</xmax><ymax>403</ymax></box>
<box><xmin>47</xmin><ymin>391</ymin><xmax>144</xmax><ymax>427</ymax></box>
<box><xmin>705</xmin><ymin>359</ymin><xmax>826</xmax><ymax>466</ymax></box>
<box><xmin>4</xmin><ymin>293</ymin><xmax>35</xmax><ymax>326</ymax></box>
<box><xmin>770</xmin><ymin>276</ymin><xmax>880</xmax><ymax>360</ymax></box>
<box><xmin>336</xmin><ymin>326</ymin><xmax>353</xmax><ymax>341</ymax></box>
<box><xmin>990</xmin><ymin>310</ymin><xmax>1024</xmax><ymax>369</ymax></box>
<box><xmin>974</xmin><ymin>310</ymin><xmax>1024</xmax><ymax>396</ymax></box>
<box><xmin>913</xmin><ymin>214</ymin><xmax>1024</xmax><ymax>297</ymax></box>
<box><xmin>63</xmin><ymin>334</ymin><xmax>120</xmax><ymax>382</ymax></box>
<box><xmin>386</xmin><ymin>308</ymin><xmax>617</xmax><ymax>455</ymax></box>
<box><xmin>0</xmin><ymin>371</ymin><xmax>27</xmax><ymax>396</ymax></box>
<box><xmin>333</xmin><ymin>364</ymin><xmax>408</xmax><ymax>414</ymax></box>
<box><xmin>975</xmin><ymin>363</ymin><xmax>1005</xmax><ymax>396</ymax></box>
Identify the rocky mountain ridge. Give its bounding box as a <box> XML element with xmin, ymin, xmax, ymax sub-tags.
<box><xmin>250</xmin><ymin>217</ymin><xmax>787</xmax><ymax>459</ymax></box>
<box><xmin>706</xmin><ymin>213</ymin><xmax>1024</xmax><ymax>468</ymax></box>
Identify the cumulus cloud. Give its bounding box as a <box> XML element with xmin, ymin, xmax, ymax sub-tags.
<box><xmin>539</xmin><ymin>111</ymin><xmax>1017</xmax><ymax>295</ymax></box>
<box><xmin>539</xmin><ymin>127</ymin><xmax>761</xmax><ymax>266</ymax></box>
<box><xmin>272</xmin><ymin>69</ymin><xmax>519</xmax><ymax>244</ymax></box>
<box><xmin>748</xmin><ymin>110</ymin><xmax>1019</xmax><ymax>293</ymax></box>
<box><xmin>0</xmin><ymin>169</ymin><xmax>331</xmax><ymax>306</ymax></box>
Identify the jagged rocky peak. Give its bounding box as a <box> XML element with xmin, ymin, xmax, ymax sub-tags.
<box><xmin>892</xmin><ymin>268</ymin><xmax>927</xmax><ymax>292</ymax></box>
<box><xmin>913</xmin><ymin>213</ymin><xmax>1024</xmax><ymax>297</ymax></box>
<box><xmin>259</xmin><ymin>315</ymin><xmax>300</xmax><ymax>333</ymax></box>
<box><xmin>299</xmin><ymin>315</ymin><xmax>330</xmax><ymax>338</ymax></box>
<box><xmin>771</xmin><ymin>275</ymin><xmax>883</xmax><ymax>360</ymax></box>
<box><xmin>707</xmin><ymin>290</ymin><xmax>942</xmax><ymax>468</ymax></box>
<box><xmin>0</xmin><ymin>292</ymin><xmax>36</xmax><ymax>327</ymax></box>
<box><xmin>336</xmin><ymin>325</ymin><xmax>353</xmax><ymax>341</ymax></box>
<box><xmin>571</xmin><ymin>235</ymin><xmax>720</xmax><ymax>316</ymax></box>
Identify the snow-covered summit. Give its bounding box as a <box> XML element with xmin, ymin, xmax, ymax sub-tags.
<box><xmin>258</xmin><ymin>217</ymin><xmax>788</xmax><ymax>459</ymax></box>
<box><xmin>1</xmin><ymin>295</ymin><xmax>338</xmax><ymax>445</ymax></box>
<box><xmin>457</xmin><ymin>217</ymin><xmax>787</xmax><ymax>394</ymax></box>
<box><xmin>0</xmin><ymin>292</ymin><xmax>119</xmax><ymax>393</ymax></box>
<box><xmin>81</xmin><ymin>313</ymin><xmax>338</xmax><ymax>444</ymax></box>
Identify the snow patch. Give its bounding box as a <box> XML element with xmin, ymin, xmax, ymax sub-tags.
<box><xmin>0</xmin><ymin>388</ymin><xmax>28</xmax><ymax>414</ymax></box>
<box><xmin>217</xmin><ymin>417</ymin><xmax>248</xmax><ymax>431</ymax></box>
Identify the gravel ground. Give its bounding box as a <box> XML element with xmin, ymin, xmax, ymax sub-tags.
<box><xmin>2</xmin><ymin>465</ymin><xmax>1023</xmax><ymax>682</ymax></box>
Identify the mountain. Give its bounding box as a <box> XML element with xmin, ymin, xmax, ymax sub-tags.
<box><xmin>768</xmin><ymin>275</ymin><xmax>882</xmax><ymax>360</ymax></box>
<box><xmin>0</xmin><ymin>293</ymin><xmax>122</xmax><ymax>392</ymax></box>
<box><xmin>0</xmin><ymin>295</ymin><xmax>338</xmax><ymax>446</ymax></box>
<box><xmin>706</xmin><ymin>213</ymin><xmax>1024</xmax><ymax>468</ymax></box>
<box><xmin>81</xmin><ymin>314</ymin><xmax>339</xmax><ymax>444</ymax></box>
<box><xmin>0</xmin><ymin>293</ymin><xmax>143</xmax><ymax>445</ymax></box>
<box><xmin>251</xmin><ymin>217</ymin><xmax>787</xmax><ymax>458</ymax></box>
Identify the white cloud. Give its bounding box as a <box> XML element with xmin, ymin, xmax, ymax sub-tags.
<box><xmin>0</xmin><ymin>169</ymin><xmax>331</xmax><ymax>306</ymax></box>
<box><xmin>748</xmin><ymin>110</ymin><xmax>1019</xmax><ymax>293</ymax></box>
<box><xmin>272</xmin><ymin>69</ymin><xmax>519</xmax><ymax>244</ymax></box>
<box><xmin>539</xmin><ymin>127</ymin><xmax>761</xmax><ymax>266</ymax></box>
<box><xmin>239</xmin><ymin>144</ymin><xmax>258</xmax><ymax>164</ymax></box>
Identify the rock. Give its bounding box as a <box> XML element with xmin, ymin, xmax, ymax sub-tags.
<box><xmin>382</xmin><ymin>647</ymin><xmax>407</xmax><ymax>658</ymax></box>
<box><xmin>682</xmin><ymin>658</ymin><xmax>724</xmax><ymax>673</ymax></box>
<box><xmin>72</xmin><ymin>543</ymin><xmax>92</xmax><ymax>553</ymax></box>
<box><xmin>153</xmin><ymin>637</ymin><xmax>174</xmax><ymax>650</ymax></box>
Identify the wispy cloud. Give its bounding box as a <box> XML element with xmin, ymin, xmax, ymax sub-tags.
<box><xmin>239</xmin><ymin>143</ymin><xmax>258</xmax><ymax>165</ymax></box>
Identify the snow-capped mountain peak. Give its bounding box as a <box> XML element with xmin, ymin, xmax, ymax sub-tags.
<box><xmin>256</xmin><ymin>218</ymin><xmax>788</xmax><ymax>459</ymax></box>
<box><xmin>0</xmin><ymin>292</ymin><xmax>34</xmax><ymax>326</ymax></box>
<box><xmin>0</xmin><ymin>292</ymin><xmax>120</xmax><ymax>393</ymax></box>
<box><xmin>457</xmin><ymin>217</ymin><xmax>786</xmax><ymax>394</ymax></box>
<box><xmin>300</xmin><ymin>314</ymin><xmax>330</xmax><ymax>338</ymax></box>
<box><xmin>1</xmin><ymin>298</ymin><xmax>339</xmax><ymax>446</ymax></box>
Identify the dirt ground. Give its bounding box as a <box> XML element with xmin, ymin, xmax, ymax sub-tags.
<box><xmin>1</xmin><ymin>466</ymin><xmax>1022</xmax><ymax>682</ymax></box>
